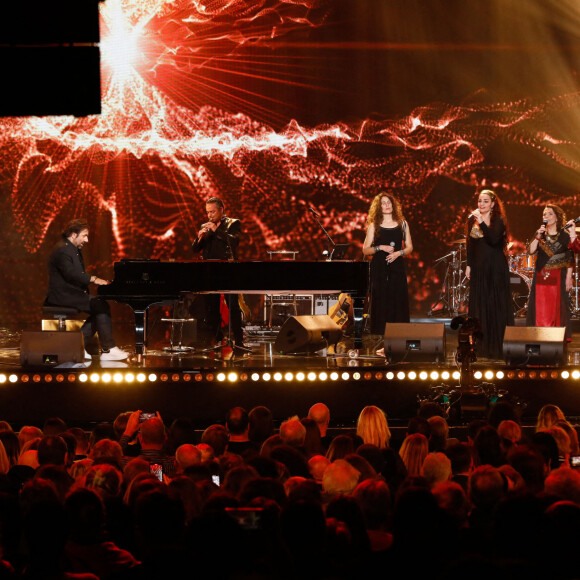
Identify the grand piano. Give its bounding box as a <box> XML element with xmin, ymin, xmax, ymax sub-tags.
<box><xmin>98</xmin><ymin>259</ymin><xmax>369</xmax><ymax>355</ymax></box>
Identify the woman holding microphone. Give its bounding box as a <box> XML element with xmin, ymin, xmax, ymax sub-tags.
<box><xmin>526</xmin><ymin>205</ymin><xmax>573</xmax><ymax>336</ymax></box>
<box><xmin>465</xmin><ymin>189</ymin><xmax>513</xmax><ymax>359</ymax></box>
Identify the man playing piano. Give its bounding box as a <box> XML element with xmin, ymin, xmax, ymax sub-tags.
<box><xmin>45</xmin><ymin>219</ymin><xmax>129</xmax><ymax>361</ymax></box>
<box><xmin>192</xmin><ymin>197</ymin><xmax>245</xmax><ymax>347</ymax></box>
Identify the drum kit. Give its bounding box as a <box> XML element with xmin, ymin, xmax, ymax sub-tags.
<box><xmin>429</xmin><ymin>238</ymin><xmax>552</xmax><ymax>318</ymax></box>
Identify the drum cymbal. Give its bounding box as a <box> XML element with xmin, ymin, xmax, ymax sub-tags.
<box><xmin>447</xmin><ymin>238</ymin><xmax>466</xmax><ymax>245</ymax></box>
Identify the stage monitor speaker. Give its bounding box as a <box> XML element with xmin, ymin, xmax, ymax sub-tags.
<box><xmin>274</xmin><ymin>315</ymin><xmax>342</xmax><ymax>354</ymax></box>
<box><xmin>384</xmin><ymin>322</ymin><xmax>446</xmax><ymax>363</ymax></box>
<box><xmin>20</xmin><ymin>331</ymin><xmax>85</xmax><ymax>367</ymax></box>
<box><xmin>503</xmin><ymin>326</ymin><xmax>566</xmax><ymax>366</ymax></box>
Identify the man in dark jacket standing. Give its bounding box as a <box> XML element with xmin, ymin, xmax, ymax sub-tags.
<box><xmin>192</xmin><ymin>197</ymin><xmax>245</xmax><ymax>347</ymax></box>
<box><xmin>45</xmin><ymin>219</ymin><xmax>128</xmax><ymax>361</ymax></box>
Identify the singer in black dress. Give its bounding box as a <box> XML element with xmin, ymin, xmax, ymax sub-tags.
<box><xmin>363</xmin><ymin>193</ymin><xmax>413</xmax><ymax>335</ymax></box>
<box><xmin>526</xmin><ymin>205</ymin><xmax>573</xmax><ymax>337</ymax></box>
<box><xmin>466</xmin><ymin>189</ymin><xmax>514</xmax><ymax>359</ymax></box>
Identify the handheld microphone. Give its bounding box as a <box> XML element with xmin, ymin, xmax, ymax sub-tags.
<box><xmin>541</xmin><ymin>219</ymin><xmax>548</xmax><ymax>237</ymax></box>
<box><xmin>564</xmin><ymin>216</ymin><xmax>580</xmax><ymax>230</ymax></box>
<box><xmin>308</xmin><ymin>206</ymin><xmax>321</xmax><ymax>217</ymax></box>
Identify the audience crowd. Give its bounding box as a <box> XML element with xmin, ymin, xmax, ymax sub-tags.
<box><xmin>0</xmin><ymin>401</ymin><xmax>579</xmax><ymax>578</ymax></box>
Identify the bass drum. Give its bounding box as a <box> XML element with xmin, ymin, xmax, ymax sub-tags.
<box><xmin>509</xmin><ymin>271</ymin><xmax>531</xmax><ymax>316</ymax></box>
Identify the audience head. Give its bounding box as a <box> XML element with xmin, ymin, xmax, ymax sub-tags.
<box><xmin>166</xmin><ymin>417</ymin><xmax>197</xmax><ymax>451</ymax></box>
<box><xmin>89</xmin><ymin>439</ymin><xmax>123</xmax><ymax>467</ymax></box>
<box><xmin>308</xmin><ymin>454</ymin><xmax>330</xmax><ymax>481</ymax></box>
<box><xmin>487</xmin><ymin>400</ymin><xmax>519</xmax><ymax>428</ymax></box>
<box><xmin>89</xmin><ymin>423</ymin><xmax>116</xmax><ymax>448</ymax></box>
<box><xmin>300</xmin><ymin>417</ymin><xmax>323</xmax><ymax>457</ymax></box>
<box><xmin>84</xmin><ymin>463</ymin><xmax>123</xmax><ymax>499</ymax></box>
<box><xmin>42</xmin><ymin>417</ymin><xmax>67</xmax><ymax>436</ymax></box>
<box><xmin>427</xmin><ymin>415</ymin><xmax>449</xmax><ymax>451</ymax></box>
<box><xmin>356</xmin><ymin>405</ymin><xmax>391</xmax><ymax>449</ymax></box>
<box><xmin>555</xmin><ymin>420</ymin><xmax>580</xmax><ymax>456</ymax></box>
<box><xmin>322</xmin><ymin>459</ymin><xmax>360</xmax><ymax>498</ymax></box>
<box><xmin>248</xmin><ymin>406</ymin><xmax>273</xmax><ymax>444</ymax></box>
<box><xmin>536</xmin><ymin>404</ymin><xmax>566</xmax><ymax>432</ymax></box>
<box><xmin>308</xmin><ymin>403</ymin><xmax>330</xmax><ymax>436</ymax></box>
<box><xmin>279</xmin><ymin>416</ymin><xmax>306</xmax><ymax>448</ymax></box>
<box><xmin>66</xmin><ymin>427</ymin><xmax>89</xmax><ymax>456</ymax></box>
<box><xmin>0</xmin><ymin>431</ymin><xmax>20</xmax><ymax>468</ymax></box>
<box><xmin>407</xmin><ymin>416</ymin><xmax>431</xmax><ymax>437</ymax></box>
<box><xmin>201</xmin><ymin>424</ymin><xmax>228</xmax><ymax>457</ymax></box>
<box><xmin>542</xmin><ymin>426</ymin><xmax>571</xmax><ymax>458</ymax></box>
<box><xmin>352</xmin><ymin>478</ymin><xmax>392</xmax><ymax>531</ymax></box>
<box><xmin>175</xmin><ymin>444</ymin><xmax>202</xmax><ymax>472</ymax></box>
<box><xmin>225</xmin><ymin>407</ymin><xmax>249</xmax><ymax>436</ymax></box>
<box><xmin>544</xmin><ymin>466</ymin><xmax>580</xmax><ymax>504</ymax></box>
<box><xmin>37</xmin><ymin>435</ymin><xmax>67</xmax><ymax>466</ymax></box>
<box><xmin>445</xmin><ymin>442</ymin><xmax>473</xmax><ymax>475</ymax></box>
<box><xmin>417</xmin><ymin>401</ymin><xmax>446</xmax><ymax>419</ymax></box>
<box><xmin>507</xmin><ymin>444</ymin><xmax>547</xmax><ymax>494</ymax></box>
<box><xmin>326</xmin><ymin>434</ymin><xmax>355</xmax><ymax>462</ymax></box>
<box><xmin>18</xmin><ymin>426</ymin><xmax>43</xmax><ymax>448</ymax></box>
<box><xmin>399</xmin><ymin>433</ymin><xmax>429</xmax><ymax>477</ymax></box>
<box><xmin>469</xmin><ymin>465</ymin><xmax>505</xmax><ymax>511</ymax></box>
<box><xmin>139</xmin><ymin>417</ymin><xmax>167</xmax><ymax>448</ymax></box>
<box><xmin>113</xmin><ymin>411</ymin><xmax>132</xmax><ymax>440</ymax></box>
<box><xmin>196</xmin><ymin>443</ymin><xmax>215</xmax><ymax>464</ymax></box>
<box><xmin>422</xmin><ymin>452</ymin><xmax>452</xmax><ymax>487</ymax></box>
<box><xmin>473</xmin><ymin>424</ymin><xmax>504</xmax><ymax>467</ymax></box>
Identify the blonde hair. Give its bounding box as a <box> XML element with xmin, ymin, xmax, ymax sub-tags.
<box><xmin>356</xmin><ymin>406</ymin><xmax>391</xmax><ymax>449</ymax></box>
<box><xmin>536</xmin><ymin>404</ymin><xmax>566</xmax><ymax>432</ymax></box>
<box><xmin>399</xmin><ymin>433</ymin><xmax>429</xmax><ymax>477</ymax></box>
<box><xmin>555</xmin><ymin>420</ymin><xmax>580</xmax><ymax>456</ymax></box>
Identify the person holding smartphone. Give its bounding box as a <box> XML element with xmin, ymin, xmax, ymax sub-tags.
<box><xmin>119</xmin><ymin>410</ymin><xmax>176</xmax><ymax>477</ymax></box>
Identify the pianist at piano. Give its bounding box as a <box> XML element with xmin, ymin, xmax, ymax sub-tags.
<box><xmin>44</xmin><ymin>218</ymin><xmax>129</xmax><ymax>361</ymax></box>
<box><xmin>191</xmin><ymin>196</ymin><xmax>244</xmax><ymax>347</ymax></box>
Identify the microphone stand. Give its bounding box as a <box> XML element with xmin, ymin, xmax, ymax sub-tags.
<box><xmin>309</xmin><ymin>209</ymin><xmax>338</xmax><ymax>259</ymax></box>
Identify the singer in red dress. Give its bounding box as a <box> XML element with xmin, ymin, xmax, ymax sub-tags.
<box><xmin>527</xmin><ymin>205</ymin><xmax>573</xmax><ymax>337</ymax></box>
<box><xmin>465</xmin><ymin>189</ymin><xmax>513</xmax><ymax>359</ymax></box>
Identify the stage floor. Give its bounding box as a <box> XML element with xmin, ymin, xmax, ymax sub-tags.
<box><xmin>0</xmin><ymin>317</ymin><xmax>579</xmax><ymax>429</ymax></box>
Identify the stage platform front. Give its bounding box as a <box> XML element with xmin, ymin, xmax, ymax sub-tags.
<box><xmin>1</xmin><ymin>317</ymin><xmax>580</xmax><ymax>429</ymax></box>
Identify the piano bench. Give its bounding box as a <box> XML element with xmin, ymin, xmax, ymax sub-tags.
<box><xmin>42</xmin><ymin>306</ymin><xmax>84</xmax><ymax>332</ymax></box>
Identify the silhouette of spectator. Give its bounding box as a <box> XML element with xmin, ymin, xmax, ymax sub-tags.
<box><xmin>248</xmin><ymin>406</ymin><xmax>273</xmax><ymax>445</ymax></box>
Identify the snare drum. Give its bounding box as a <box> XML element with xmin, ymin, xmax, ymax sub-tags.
<box><xmin>510</xmin><ymin>271</ymin><xmax>531</xmax><ymax>315</ymax></box>
<box><xmin>513</xmin><ymin>253</ymin><xmax>536</xmax><ymax>272</ymax></box>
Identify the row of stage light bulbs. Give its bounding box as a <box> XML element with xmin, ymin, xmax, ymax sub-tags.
<box><xmin>0</xmin><ymin>369</ymin><xmax>579</xmax><ymax>384</ymax></box>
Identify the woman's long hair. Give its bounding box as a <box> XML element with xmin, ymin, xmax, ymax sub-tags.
<box><xmin>367</xmin><ymin>192</ymin><xmax>405</xmax><ymax>243</ymax></box>
<box><xmin>356</xmin><ymin>406</ymin><xmax>391</xmax><ymax>449</ymax></box>
<box><xmin>466</xmin><ymin>188</ymin><xmax>510</xmax><ymax>250</ymax></box>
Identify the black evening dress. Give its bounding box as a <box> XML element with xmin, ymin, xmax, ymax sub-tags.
<box><xmin>370</xmin><ymin>224</ymin><xmax>410</xmax><ymax>334</ymax></box>
<box><xmin>467</xmin><ymin>216</ymin><xmax>514</xmax><ymax>359</ymax></box>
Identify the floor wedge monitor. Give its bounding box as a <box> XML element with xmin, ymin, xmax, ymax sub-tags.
<box><xmin>384</xmin><ymin>322</ymin><xmax>446</xmax><ymax>363</ymax></box>
<box><xmin>503</xmin><ymin>326</ymin><xmax>566</xmax><ymax>366</ymax></box>
<box><xmin>20</xmin><ymin>331</ymin><xmax>85</xmax><ymax>367</ymax></box>
<box><xmin>274</xmin><ymin>315</ymin><xmax>342</xmax><ymax>354</ymax></box>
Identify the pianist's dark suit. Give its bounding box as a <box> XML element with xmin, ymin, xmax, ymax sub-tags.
<box><xmin>192</xmin><ymin>216</ymin><xmax>244</xmax><ymax>344</ymax></box>
<box><xmin>45</xmin><ymin>237</ymin><xmax>117</xmax><ymax>350</ymax></box>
